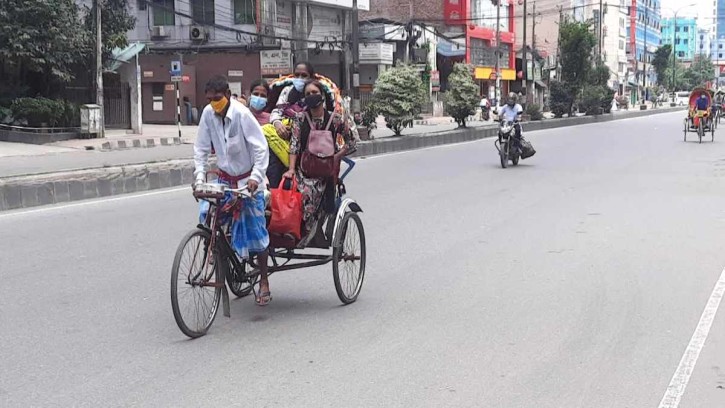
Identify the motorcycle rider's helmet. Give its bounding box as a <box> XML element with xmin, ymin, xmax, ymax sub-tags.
<box><xmin>507</xmin><ymin>92</ymin><xmax>517</xmax><ymax>106</ymax></box>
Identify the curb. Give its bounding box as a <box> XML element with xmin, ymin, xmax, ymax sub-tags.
<box><xmin>97</xmin><ymin>137</ymin><xmax>184</xmax><ymax>151</ymax></box>
<box><xmin>0</xmin><ymin>107</ymin><xmax>685</xmax><ymax>212</ymax></box>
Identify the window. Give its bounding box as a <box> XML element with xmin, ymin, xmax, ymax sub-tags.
<box><xmin>234</xmin><ymin>0</ymin><xmax>256</xmax><ymax>25</ymax></box>
<box><xmin>720</xmin><ymin>53</ymin><xmax>723</xmax><ymax>58</ymax></box>
<box><xmin>192</xmin><ymin>0</ymin><xmax>215</xmax><ymax>25</ymax></box>
<box><xmin>684</xmin><ymin>26</ymin><xmax>689</xmax><ymax>33</ymax></box>
<box><xmin>619</xmin><ymin>39</ymin><xmax>625</xmax><ymax>50</ymax></box>
<box><xmin>684</xmin><ymin>39</ymin><xmax>688</xmax><ymax>45</ymax></box>
<box><xmin>152</xmin><ymin>0</ymin><xmax>175</xmax><ymax>26</ymax></box>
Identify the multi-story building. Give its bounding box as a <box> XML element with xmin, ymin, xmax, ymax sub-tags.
<box><xmin>698</xmin><ymin>28</ymin><xmax>712</xmax><ymax>57</ymax></box>
<box><xmin>446</xmin><ymin>0</ymin><xmax>517</xmax><ymax>102</ymax></box>
<box><xmin>626</xmin><ymin>0</ymin><xmax>661</xmax><ymax>100</ymax></box>
<box><xmin>661</xmin><ymin>17</ymin><xmax>697</xmax><ymax>61</ymax></box>
<box><xmin>363</xmin><ymin>0</ymin><xmax>516</xmax><ymax>104</ymax></box>
<box><xmin>129</xmin><ymin>0</ymin><xmax>369</xmax><ymax>123</ymax></box>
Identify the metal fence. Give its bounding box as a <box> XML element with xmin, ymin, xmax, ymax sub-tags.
<box><xmin>62</xmin><ymin>84</ymin><xmax>131</xmax><ymax>129</ymax></box>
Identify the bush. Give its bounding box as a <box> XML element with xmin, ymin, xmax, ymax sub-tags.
<box><xmin>525</xmin><ymin>103</ymin><xmax>543</xmax><ymax>121</ymax></box>
<box><xmin>445</xmin><ymin>63</ymin><xmax>479</xmax><ymax>127</ymax></box>
<box><xmin>9</xmin><ymin>98</ymin><xmax>79</xmax><ymax>127</ymax></box>
<box><xmin>360</xmin><ymin>102</ymin><xmax>378</xmax><ymax>129</ymax></box>
<box><xmin>550</xmin><ymin>81</ymin><xmax>574</xmax><ymax>118</ymax></box>
<box><xmin>580</xmin><ymin>85</ymin><xmax>615</xmax><ymax>115</ymax></box>
<box><xmin>371</xmin><ymin>64</ymin><xmax>427</xmax><ymax>136</ymax></box>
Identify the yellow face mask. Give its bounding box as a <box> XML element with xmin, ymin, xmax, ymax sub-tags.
<box><xmin>210</xmin><ymin>97</ymin><xmax>228</xmax><ymax>115</ymax></box>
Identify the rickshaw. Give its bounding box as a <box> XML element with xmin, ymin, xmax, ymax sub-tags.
<box><xmin>170</xmin><ymin>80</ymin><xmax>365</xmax><ymax>339</ymax></box>
<box><xmin>684</xmin><ymin>87</ymin><xmax>715</xmax><ymax>143</ymax></box>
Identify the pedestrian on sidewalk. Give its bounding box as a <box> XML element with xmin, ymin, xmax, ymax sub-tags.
<box><xmin>194</xmin><ymin>75</ymin><xmax>273</xmax><ymax>306</ymax></box>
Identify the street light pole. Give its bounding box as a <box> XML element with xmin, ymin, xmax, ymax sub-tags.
<box><xmin>495</xmin><ymin>0</ymin><xmax>501</xmax><ymax>105</ymax></box>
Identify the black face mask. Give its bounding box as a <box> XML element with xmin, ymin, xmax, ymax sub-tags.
<box><xmin>304</xmin><ymin>94</ymin><xmax>323</xmax><ymax>109</ymax></box>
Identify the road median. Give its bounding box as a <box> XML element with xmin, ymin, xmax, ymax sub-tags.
<box><xmin>0</xmin><ymin>106</ymin><xmax>685</xmax><ymax>211</ymax></box>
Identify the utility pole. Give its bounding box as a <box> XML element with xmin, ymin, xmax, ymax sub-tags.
<box><xmin>351</xmin><ymin>0</ymin><xmax>360</xmax><ymax>113</ymax></box>
<box><xmin>671</xmin><ymin>17</ymin><xmax>676</xmax><ymax>93</ymax></box>
<box><xmin>522</xmin><ymin>0</ymin><xmax>527</xmax><ymax>102</ymax></box>
<box><xmin>599</xmin><ymin>0</ymin><xmax>604</xmax><ymax>62</ymax></box>
<box><xmin>530</xmin><ymin>1</ymin><xmax>537</xmax><ymax>105</ymax></box>
<box><xmin>95</xmin><ymin>0</ymin><xmax>105</xmax><ymax>137</ymax></box>
<box><xmin>556</xmin><ymin>6</ymin><xmax>563</xmax><ymax>81</ymax></box>
<box><xmin>404</xmin><ymin>3</ymin><xmax>413</xmax><ymax>63</ymax></box>
<box><xmin>495</xmin><ymin>0</ymin><xmax>501</xmax><ymax>105</ymax></box>
<box><xmin>642</xmin><ymin>5</ymin><xmax>648</xmax><ymax>105</ymax></box>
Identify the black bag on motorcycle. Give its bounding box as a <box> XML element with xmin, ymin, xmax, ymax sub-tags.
<box><xmin>520</xmin><ymin>139</ymin><xmax>536</xmax><ymax>159</ymax></box>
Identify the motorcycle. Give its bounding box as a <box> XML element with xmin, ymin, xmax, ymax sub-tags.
<box><xmin>481</xmin><ymin>105</ymin><xmax>490</xmax><ymax>121</ymax></box>
<box><xmin>494</xmin><ymin>120</ymin><xmax>520</xmax><ymax>168</ymax></box>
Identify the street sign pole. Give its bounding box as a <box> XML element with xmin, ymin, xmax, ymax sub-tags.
<box><xmin>170</xmin><ymin>60</ymin><xmax>182</xmax><ymax>139</ymax></box>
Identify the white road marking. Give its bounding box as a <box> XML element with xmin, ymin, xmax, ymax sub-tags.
<box><xmin>657</xmin><ymin>266</ymin><xmax>725</xmax><ymax>408</ymax></box>
<box><xmin>0</xmin><ymin>187</ymin><xmax>187</xmax><ymax>219</ymax></box>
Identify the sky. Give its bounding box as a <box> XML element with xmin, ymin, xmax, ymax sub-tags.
<box><xmin>660</xmin><ymin>0</ymin><xmax>712</xmax><ymax>26</ymax></box>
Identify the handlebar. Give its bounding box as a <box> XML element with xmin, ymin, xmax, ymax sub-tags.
<box><xmin>193</xmin><ymin>182</ymin><xmax>251</xmax><ymax>200</ymax></box>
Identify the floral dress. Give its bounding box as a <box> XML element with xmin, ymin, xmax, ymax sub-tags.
<box><xmin>290</xmin><ymin>111</ymin><xmax>357</xmax><ymax>242</ymax></box>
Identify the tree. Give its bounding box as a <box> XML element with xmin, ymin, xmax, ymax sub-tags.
<box><xmin>0</xmin><ymin>0</ymin><xmax>90</xmax><ymax>96</ymax></box>
<box><xmin>652</xmin><ymin>45</ymin><xmax>672</xmax><ymax>87</ymax></box>
<box><xmin>559</xmin><ymin>17</ymin><xmax>597</xmax><ymax>92</ymax></box>
<box><xmin>663</xmin><ymin>63</ymin><xmax>687</xmax><ymax>90</ymax></box>
<box><xmin>549</xmin><ymin>80</ymin><xmax>575</xmax><ymax>118</ymax></box>
<box><xmin>683</xmin><ymin>55</ymin><xmax>715</xmax><ymax>88</ymax></box>
<box><xmin>83</xmin><ymin>0</ymin><xmax>136</xmax><ymax>64</ymax></box>
<box><xmin>371</xmin><ymin>64</ymin><xmax>427</xmax><ymax>136</ymax></box>
<box><xmin>445</xmin><ymin>64</ymin><xmax>479</xmax><ymax>127</ymax></box>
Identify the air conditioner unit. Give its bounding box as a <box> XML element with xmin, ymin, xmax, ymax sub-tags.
<box><xmin>190</xmin><ymin>26</ymin><xmax>209</xmax><ymax>41</ymax></box>
<box><xmin>152</xmin><ymin>26</ymin><xmax>168</xmax><ymax>38</ymax></box>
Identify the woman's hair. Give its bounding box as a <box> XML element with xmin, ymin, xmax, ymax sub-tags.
<box><xmin>295</xmin><ymin>61</ymin><xmax>315</xmax><ymax>77</ymax></box>
<box><xmin>249</xmin><ymin>79</ymin><xmax>270</xmax><ymax>94</ymax></box>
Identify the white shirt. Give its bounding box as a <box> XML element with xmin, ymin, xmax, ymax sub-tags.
<box><xmin>499</xmin><ymin>103</ymin><xmax>523</xmax><ymax>123</ymax></box>
<box><xmin>194</xmin><ymin>98</ymin><xmax>269</xmax><ymax>189</ymax></box>
<box><xmin>479</xmin><ymin>98</ymin><xmax>489</xmax><ymax>107</ymax></box>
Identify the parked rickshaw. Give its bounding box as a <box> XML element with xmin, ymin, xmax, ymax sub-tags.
<box><xmin>684</xmin><ymin>87</ymin><xmax>715</xmax><ymax>143</ymax></box>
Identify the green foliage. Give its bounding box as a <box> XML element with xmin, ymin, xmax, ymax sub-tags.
<box><xmin>559</xmin><ymin>17</ymin><xmax>597</xmax><ymax>91</ymax></box>
<box><xmin>580</xmin><ymin>85</ymin><xmax>614</xmax><ymax>115</ymax></box>
<box><xmin>10</xmin><ymin>98</ymin><xmax>79</xmax><ymax>127</ymax></box>
<box><xmin>444</xmin><ymin>64</ymin><xmax>479</xmax><ymax>127</ymax></box>
<box><xmin>683</xmin><ymin>55</ymin><xmax>715</xmax><ymax>89</ymax></box>
<box><xmin>360</xmin><ymin>103</ymin><xmax>378</xmax><ymax>129</ymax></box>
<box><xmin>591</xmin><ymin>65</ymin><xmax>611</xmax><ymax>87</ymax></box>
<box><xmin>652</xmin><ymin>45</ymin><xmax>672</xmax><ymax>84</ymax></box>
<box><xmin>525</xmin><ymin>104</ymin><xmax>543</xmax><ymax>121</ymax></box>
<box><xmin>372</xmin><ymin>64</ymin><xmax>427</xmax><ymax>136</ymax></box>
<box><xmin>0</xmin><ymin>0</ymin><xmax>90</xmax><ymax>84</ymax></box>
<box><xmin>549</xmin><ymin>80</ymin><xmax>575</xmax><ymax>118</ymax></box>
<box><xmin>83</xmin><ymin>0</ymin><xmax>136</xmax><ymax>63</ymax></box>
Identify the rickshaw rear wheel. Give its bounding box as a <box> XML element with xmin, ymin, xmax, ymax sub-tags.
<box><xmin>332</xmin><ymin>212</ymin><xmax>366</xmax><ymax>305</ymax></box>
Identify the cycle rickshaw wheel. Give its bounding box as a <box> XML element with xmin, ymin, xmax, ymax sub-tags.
<box><xmin>332</xmin><ymin>212</ymin><xmax>366</xmax><ymax>304</ymax></box>
<box><xmin>171</xmin><ymin>229</ymin><xmax>222</xmax><ymax>338</ymax></box>
<box><xmin>684</xmin><ymin>120</ymin><xmax>688</xmax><ymax>141</ymax></box>
<box><xmin>223</xmin><ymin>258</ymin><xmax>255</xmax><ymax>298</ymax></box>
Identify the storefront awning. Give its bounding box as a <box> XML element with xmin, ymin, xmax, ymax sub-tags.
<box><xmin>437</xmin><ymin>38</ymin><xmax>466</xmax><ymax>57</ymax></box>
<box><xmin>474</xmin><ymin>67</ymin><xmax>517</xmax><ymax>81</ymax></box>
<box><xmin>107</xmin><ymin>42</ymin><xmax>146</xmax><ymax>72</ymax></box>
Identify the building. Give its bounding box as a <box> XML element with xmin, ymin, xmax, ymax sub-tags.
<box><xmin>626</xmin><ymin>0</ymin><xmax>662</xmax><ymax>102</ymax></box>
<box><xmin>129</xmin><ymin>0</ymin><xmax>369</xmax><ymax>124</ymax></box>
<box><xmin>698</xmin><ymin>28</ymin><xmax>712</xmax><ymax>57</ymax></box>
<box><xmin>445</xmin><ymin>0</ymin><xmax>517</xmax><ymax>103</ymax></box>
<box><xmin>661</xmin><ymin>17</ymin><xmax>697</xmax><ymax>61</ymax></box>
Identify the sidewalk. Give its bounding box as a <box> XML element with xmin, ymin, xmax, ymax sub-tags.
<box><xmin>0</xmin><ymin>105</ymin><xmax>685</xmax><ymax>211</ymax></box>
<box><xmin>0</xmin><ymin>106</ymin><xmax>676</xmax><ymax>179</ymax></box>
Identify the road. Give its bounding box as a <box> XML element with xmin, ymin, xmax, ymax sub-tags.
<box><xmin>1</xmin><ymin>111</ymin><xmax>724</xmax><ymax>407</ymax></box>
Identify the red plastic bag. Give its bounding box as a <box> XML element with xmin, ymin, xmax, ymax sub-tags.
<box><xmin>268</xmin><ymin>178</ymin><xmax>303</xmax><ymax>240</ymax></box>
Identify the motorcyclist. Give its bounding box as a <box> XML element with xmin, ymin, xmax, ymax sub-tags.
<box><xmin>498</xmin><ymin>92</ymin><xmax>524</xmax><ymax>142</ymax></box>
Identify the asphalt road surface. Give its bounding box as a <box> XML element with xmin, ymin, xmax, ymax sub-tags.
<box><xmin>2</xmin><ymin>111</ymin><xmax>724</xmax><ymax>407</ymax></box>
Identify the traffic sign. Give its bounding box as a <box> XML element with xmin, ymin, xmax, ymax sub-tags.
<box><xmin>171</xmin><ymin>75</ymin><xmax>183</xmax><ymax>82</ymax></box>
<box><xmin>170</xmin><ymin>60</ymin><xmax>182</xmax><ymax>76</ymax></box>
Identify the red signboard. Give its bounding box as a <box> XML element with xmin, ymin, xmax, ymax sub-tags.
<box><xmin>444</xmin><ymin>0</ymin><xmax>465</xmax><ymax>24</ymax></box>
